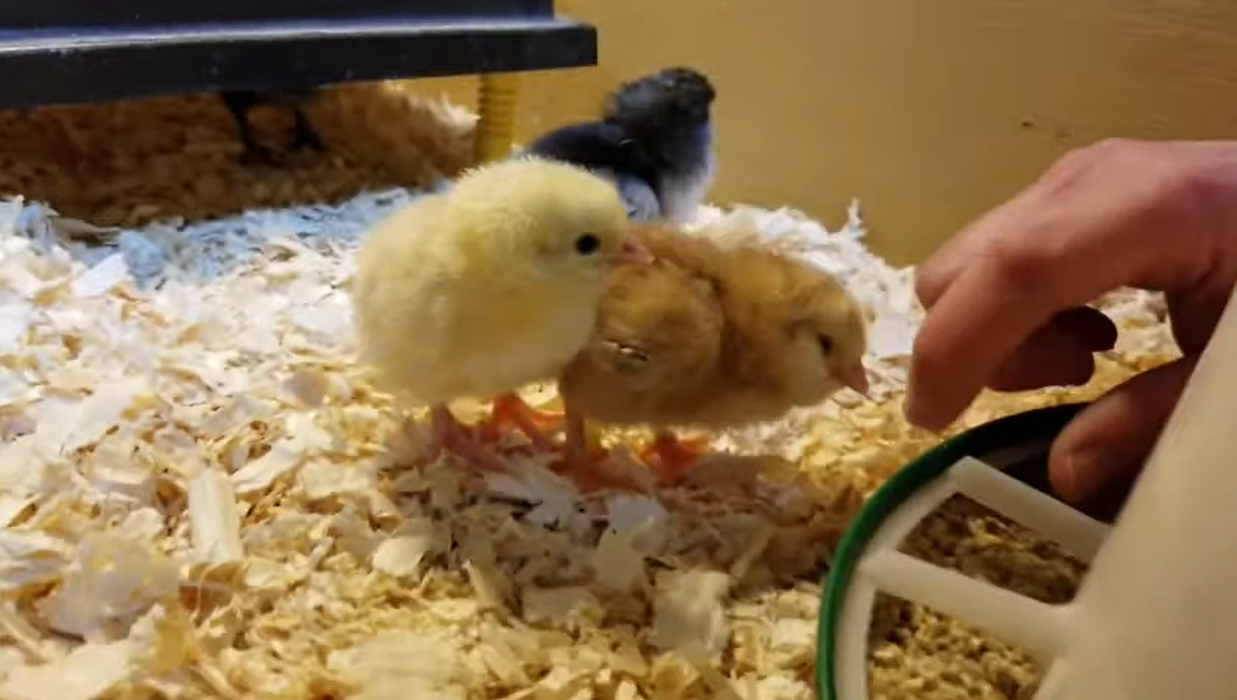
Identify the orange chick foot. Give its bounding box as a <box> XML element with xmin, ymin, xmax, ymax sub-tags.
<box><xmin>481</xmin><ymin>392</ymin><xmax>563</xmax><ymax>452</ymax></box>
<box><xmin>429</xmin><ymin>405</ymin><xmax>509</xmax><ymax>473</ymax></box>
<box><xmin>640</xmin><ymin>432</ymin><xmax>712</xmax><ymax>484</ymax></box>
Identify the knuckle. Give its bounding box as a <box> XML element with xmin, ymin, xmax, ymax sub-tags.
<box><xmin>1144</xmin><ymin>152</ymin><xmax>1237</xmax><ymax>269</ymax></box>
<box><xmin>1158</xmin><ymin>155</ymin><xmax>1224</xmax><ymax>212</ymax></box>
<box><xmin>1081</xmin><ymin>137</ymin><xmax>1142</xmax><ymax>169</ymax></box>
<box><xmin>913</xmin><ymin>266</ymin><xmax>940</xmax><ymax>305</ymax></box>
<box><xmin>1044</xmin><ymin>137</ymin><xmax>1136</xmax><ymax>182</ymax></box>
<box><xmin>1039</xmin><ymin>148</ymin><xmax>1086</xmax><ymax>183</ymax></box>
<box><xmin>1063</xmin><ymin>139</ymin><xmax>1206</xmax><ymax>222</ymax></box>
<box><xmin>1128</xmin><ymin>147</ymin><xmax>1221</xmax><ymax>230</ymax></box>
<box><xmin>1089</xmin><ymin>136</ymin><xmax>1137</xmax><ymax>157</ymax></box>
<box><xmin>990</xmin><ymin>237</ymin><xmax>1052</xmax><ymax>293</ymax></box>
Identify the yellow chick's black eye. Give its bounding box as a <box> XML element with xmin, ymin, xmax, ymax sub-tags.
<box><xmin>574</xmin><ymin>233</ymin><xmax>601</xmax><ymax>256</ymax></box>
<box><xmin>817</xmin><ymin>334</ymin><xmax>835</xmax><ymax>354</ymax></box>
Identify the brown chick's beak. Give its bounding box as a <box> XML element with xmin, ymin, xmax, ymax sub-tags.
<box><xmin>839</xmin><ymin>363</ymin><xmax>870</xmax><ymax>397</ymax></box>
<box><xmin>610</xmin><ymin>237</ymin><xmax>654</xmax><ymax>266</ymax></box>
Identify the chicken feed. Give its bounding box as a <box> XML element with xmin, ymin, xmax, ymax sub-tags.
<box><xmin>0</xmin><ymin>82</ymin><xmax>1181</xmax><ymax>700</ymax></box>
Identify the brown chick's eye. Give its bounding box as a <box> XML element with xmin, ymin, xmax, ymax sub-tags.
<box><xmin>817</xmin><ymin>334</ymin><xmax>834</xmax><ymax>354</ymax></box>
<box><xmin>574</xmin><ymin>234</ymin><xmax>601</xmax><ymax>255</ymax></box>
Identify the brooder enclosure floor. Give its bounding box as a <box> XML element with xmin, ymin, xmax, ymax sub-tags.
<box><xmin>0</xmin><ymin>82</ymin><xmax>1182</xmax><ymax>700</ymax></box>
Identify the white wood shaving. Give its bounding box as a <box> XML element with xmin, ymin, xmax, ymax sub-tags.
<box><xmin>370</xmin><ymin>517</ymin><xmax>446</xmax><ymax>580</ymax></box>
<box><xmin>592</xmin><ymin>527</ymin><xmax>651</xmax><ymax>594</ymax></box>
<box><xmin>0</xmin><ymin>639</ymin><xmax>135</xmax><ymax>700</ymax></box>
<box><xmin>2</xmin><ymin>190</ymin><xmax>420</xmax><ymax>290</ymax></box>
<box><xmin>187</xmin><ymin>469</ymin><xmax>245</xmax><ymax>569</ymax></box>
<box><xmin>651</xmin><ymin>569</ymin><xmax>733</xmax><ymax>661</ymax></box>
<box><xmin>327</xmin><ymin>630</ymin><xmax>473</xmax><ymax>700</ymax></box>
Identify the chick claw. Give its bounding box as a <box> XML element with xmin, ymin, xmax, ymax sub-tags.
<box><xmin>640</xmin><ymin>431</ymin><xmax>712</xmax><ymax>484</ymax></box>
<box><xmin>429</xmin><ymin>404</ymin><xmax>509</xmax><ymax>473</ymax></box>
<box><xmin>481</xmin><ymin>393</ymin><xmax>562</xmax><ymax>453</ymax></box>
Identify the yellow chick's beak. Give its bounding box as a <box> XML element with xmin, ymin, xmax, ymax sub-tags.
<box><xmin>608</xmin><ymin>236</ymin><xmax>654</xmax><ymax>266</ymax></box>
<box><xmin>837</xmin><ymin>362</ymin><xmax>870</xmax><ymax>397</ymax></box>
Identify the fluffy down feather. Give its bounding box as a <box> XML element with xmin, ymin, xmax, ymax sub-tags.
<box><xmin>350</xmin><ymin>157</ymin><xmax>650</xmax><ymax>471</ymax></box>
<box><xmin>557</xmin><ymin>222</ymin><xmax>869</xmax><ymax>479</ymax></box>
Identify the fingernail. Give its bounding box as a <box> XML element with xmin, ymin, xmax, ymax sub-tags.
<box><xmin>1058</xmin><ymin>449</ymin><xmax>1101</xmax><ymax>504</ymax></box>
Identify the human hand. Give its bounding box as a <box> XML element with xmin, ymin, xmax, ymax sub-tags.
<box><xmin>907</xmin><ymin>138</ymin><xmax>1237</xmax><ymax>505</ymax></box>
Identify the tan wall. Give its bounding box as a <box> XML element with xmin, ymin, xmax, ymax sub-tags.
<box><xmin>410</xmin><ymin>0</ymin><xmax>1237</xmax><ymax>266</ymax></box>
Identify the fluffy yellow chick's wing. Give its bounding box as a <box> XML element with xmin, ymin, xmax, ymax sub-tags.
<box><xmin>350</xmin><ymin>157</ymin><xmax>646</xmax><ymax>469</ymax></box>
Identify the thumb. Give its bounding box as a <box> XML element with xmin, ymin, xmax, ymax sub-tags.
<box><xmin>1048</xmin><ymin>356</ymin><xmax>1199</xmax><ymax>506</ymax></box>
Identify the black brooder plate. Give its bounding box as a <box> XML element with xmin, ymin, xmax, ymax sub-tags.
<box><xmin>0</xmin><ymin>0</ymin><xmax>596</xmax><ymax>109</ymax></box>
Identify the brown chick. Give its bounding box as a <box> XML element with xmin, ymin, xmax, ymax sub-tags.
<box><xmin>557</xmin><ymin>222</ymin><xmax>870</xmax><ymax>484</ymax></box>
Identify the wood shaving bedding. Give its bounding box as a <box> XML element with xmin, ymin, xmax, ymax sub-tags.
<box><xmin>0</xmin><ymin>83</ymin><xmax>473</xmax><ymax>232</ymax></box>
<box><xmin>0</xmin><ymin>82</ymin><xmax>477</xmax><ymax>289</ymax></box>
<box><xmin>6</xmin><ymin>190</ymin><xmax>422</xmax><ymax>290</ymax></box>
<box><xmin>0</xmin><ymin>90</ymin><xmax>1184</xmax><ymax>700</ymax></box>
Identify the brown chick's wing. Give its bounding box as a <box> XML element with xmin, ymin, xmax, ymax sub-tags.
<box><xmin>558</xmin><ymin>237</ymin><xmax>725</xmax><ymax>426</ymax></box>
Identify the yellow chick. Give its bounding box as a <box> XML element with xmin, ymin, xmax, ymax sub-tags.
<box><xmin>557</xmin><ymin>222</ymin><xmax>869</xmax><ymax>483</ymax></box>
<box><xmin>351</xmin><ymin>157</ymin><xmax>651</xmax><ymax>472</ymax></box>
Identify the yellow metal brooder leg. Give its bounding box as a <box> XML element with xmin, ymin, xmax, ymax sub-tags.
<box><xmin>474</xmin><ymin>72</ymin><xmax>520</xmax><ymax>163</ymax></box>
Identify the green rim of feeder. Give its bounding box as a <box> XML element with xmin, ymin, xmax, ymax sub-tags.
<box><xmin>814</xmin><ymin>402</ymin><xmax>1089</xmax><ymax>700</ymax></box>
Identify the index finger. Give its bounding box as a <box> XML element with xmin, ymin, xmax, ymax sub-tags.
<box><xmin>907</xmin><ymin>189</ymin><xmax>1207</xmax><ymax>429</ymax></box>
<box><xmin>915</xmin><ymin>193</ymin><xmax>1037</xmax><ymax>308</ymax></box>
<box><xmin>908</xmin><ymin>255</ymin><xmax>1080</xmax><ymax>429</ymax></box>
<box><xmin>915</xmin><ymin>146</ymin><xmax>1108</xmax><ymax>308</ymax></box>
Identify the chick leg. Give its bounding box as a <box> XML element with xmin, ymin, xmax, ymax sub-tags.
<box><xmin>562</xmin><ymin>409</ymin><xmax>602</xmax><ymax>470</ymax></box>
<box><xmin>483</xmin><ymin>393</ymin><xmax>559</xmax><ymax>453</ymax></box>
<box><xmin>429</xmin><ymin>404</ymin><xmax>509</xmax><ymax>473</ymax></box>
<box><xmin>219</xmin><ymin>92</ymin><xmax>283</xmax><ymax>166</ymax></box>
<box><xmin>639</xmin><ymin>430</ymin><xmax>712</xmax><ymax>483</ymax></box>
<box><xmin>557</xmin><ymin>409</ymin><xmax>628</xmax><ymax>492</ymax></box>
<box><xmin>234</xmin><ymin>119</ymin><xmax>283</xmax><ymax>165</ymax></box>
<box><xmin>290</xmin><ymin>106</ymin><xmax>325</xmax><ymax>152</ymax></box>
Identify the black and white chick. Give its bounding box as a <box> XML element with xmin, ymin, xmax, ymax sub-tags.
<box><xmin>218</xmin><ymin>89</ymin><xmax>325</xmax><ymax>165</ymax></box>
<box><xmin>521</xmin><ymin>66</ymin><xmax>717</xmax><ymax>226</ymax></box>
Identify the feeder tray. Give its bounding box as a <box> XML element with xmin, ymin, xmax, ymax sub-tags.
<box><xmin>816</xmin><ymin>403</ymin><xmax>1114</xmax><ymax>700</ymax></box>
<box><xmin>0</xmin><ymin>0</ymin><xmax>596</xmax><ymax>109</ymax></box>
